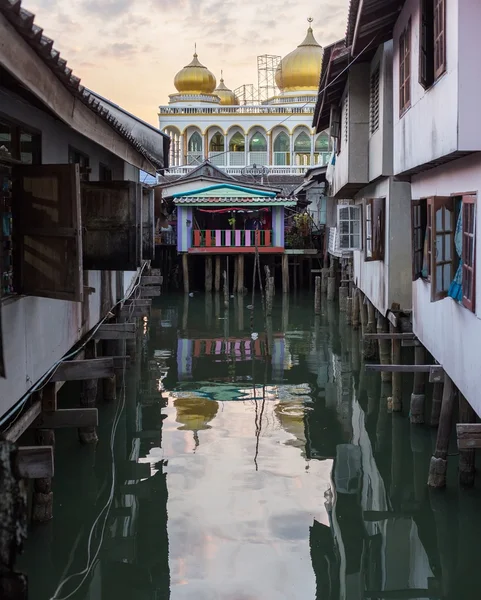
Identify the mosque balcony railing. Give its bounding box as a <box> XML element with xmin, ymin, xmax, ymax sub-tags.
<box><xmin>187</xmin><ymin>151</ymin><xmax>203</xmax><ymax>165</ymax></box>
<box><xmin>168</xmin><ymin>165</ymin><xmax>311</xmax><ymax>175</ymax></box>
<box><xmin>158</xmin><ymin>105</ymin><xmax>315</xmax><ymax>116</ymax></box>
<box><xmin>208</xmin><ymin>151</ymin><xmax>225</xmax><ymax>166</ymax></box>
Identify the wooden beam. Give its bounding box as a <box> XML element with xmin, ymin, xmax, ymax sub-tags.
<box><xmin>140</xmin><ymin>287</ymin><xmax>161</xmax><ymax>297</ymax></box>
<box><xmin>125</xmin><ymin>298</ymin><xmax>152</xmax><ymax>306</ymax></box>
<box><xmin>401</xmin><ymin>339</ymin><xmax>421</xmax><ymax>347</ymax></box>
<box><xmin>387</xmin><ymin>311</ymin><xmax>398</xmax><ymax>328</ymax></box>
<box><xmin>120</xmin><ymin>306</ymin><xmax>149</xmax><ymax>318</ymax></box>
<box><xmin>17</xmin><ymin>446</ymin><xmax>54</xmax><ymax>479</ymax></box>
<box><xmin>5</xmin><ymin>400</ymin><xmax>42</xmax><ymax>442</ymax></box>
<box><xmin>50</xmin><ymin>358</ymin><xmax>114</xmax><ymax>382</ymax></box>
<box><xmin>33</xmin><ymin>408</ymin><xmax>98</xmax><ymax>429</ymax></box>
<box><xmin>141</xmin><ymin>276</ymin><xmax>163</xmax><ymax>285</ymax></box>
<box><xmin>457</xmin><ymin>424</ymin><xmax>481</xmax><ymax>449</ymax></box>
<box><xmin>365</xmin><ymin>365</ymin><xmax>444</xmax><ymax>381</ymax></box>
<box><xmin>93</xmin><ymin>323</ymin><xmax>136</xmax><ymax>340</ymax></box>
<box><xmin>364</xmin><ymin>333</ymin><xmax>416</xmax><ymax>340</ymax></box>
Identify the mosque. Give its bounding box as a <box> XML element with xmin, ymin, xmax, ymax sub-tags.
<box><xmin>158</xmin><ymin>20</ymin><xmax>330</xmax><ymax>184</ymax></box>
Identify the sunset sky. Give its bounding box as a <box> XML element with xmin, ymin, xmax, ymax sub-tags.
<box><xmin>25</xmin><ymin>0</ymin><xmax>349</xmax><ymax>126</ymax></box>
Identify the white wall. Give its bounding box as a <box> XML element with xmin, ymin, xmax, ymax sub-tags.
<box><xmin>411</xmin><ymin>153</ymin><xmax>481</xmax><ymax>415</ymax></box>
<box><xmin>369</xmin><ymin>42</ymin><xmax>393</xmax><ymax>181</ymax></box>
<box><xmin>353</xmin><ymin>178</ymin><xmax>412</xmax><ymax>315</ymax></box>
<box><xmin>393</xmin><ymin>0</ymin><xmax>459</xmax><ymax>174</ymax></box>
<box><xmin>0</xmin><ymin>89</ymin><xmax>141</xmax><ymax>416</ymax></box>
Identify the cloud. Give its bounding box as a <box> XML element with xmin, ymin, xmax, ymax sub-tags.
<box><xmin>80</xmin><ymin>0</ymin><xmax>134</xmax><ymax>18</ymax></box>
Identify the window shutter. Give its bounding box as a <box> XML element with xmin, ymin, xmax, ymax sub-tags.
<box><xmin>13</xmin><ymin>164</ymin><xmax>83</xmax><ymax>301</ymax></box>
<box><xmin>411</xmin><ymin>199</ymin><xmax>427</xmax><ymax>280</ymax></box>
<box><xmin>371</xmin><ymin>198</ymin><xmax>385</xmax><ymax>261</ymax></box>
<box><xmin>0</xmin><ymin>239</ymin><xmax>4</xmax><ymax>378</ymax></box>
<box><xmin>337</xmin><ymin>204</ymin><xmax>361</xmax><ymax>251</ymax></box>
<box><xmin>462</xmin><ymin>195</ymin><xmax>476</xmax><ymax>312</ymax></box>
<box><xmin>329</xmin><ymin>105</ymin><xmax>340</xmax><ymax>140</ymax></box>
<box><xmin>434</xmin><ymin>0</ymin><xmax>446</xmax><ymax>79</ymax></box>
<box><xmin>141</xmin><ymin>185</ymin><xmax>155</xmax><ymax>261</ymax></box>
<box><xmin>429</xmin><ymin>196</ymin><xmax>454</xmax><ymax>302</ymax></box>
<box><xmin>81</xmin><ymin>181</ymin><xmax>142</xmax><ymax>270</ymax></box>
<box><xmin>370</xmin><ymin>67</ymin><xmax>380</xmax><ymax>134</ymax></box>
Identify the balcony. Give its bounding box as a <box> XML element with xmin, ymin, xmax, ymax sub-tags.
<box><xmin>190</xmin><ymin>229</ymin><xmax>281</xmax><ymax>253</ymax></box>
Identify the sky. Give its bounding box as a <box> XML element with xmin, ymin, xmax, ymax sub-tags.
<box><xmin>25</xmin><ymin>0</ymin><xmax>350</xmax><ymax>126</ymax></box>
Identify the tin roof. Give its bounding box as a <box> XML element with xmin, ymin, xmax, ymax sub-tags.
<box><xmin>173</xmin><ymin>184</ymin><xmax>296</xmax><ymax>206</ymax></box>
<box><xmin>346</xmin><ymin>0</ymin><xmax>405</xmax><ymax>54</ymax></box>
<box><xmin>0</xmin><ymin>0</ymin><xmax>169</xmax><ymax>170</ymax></box>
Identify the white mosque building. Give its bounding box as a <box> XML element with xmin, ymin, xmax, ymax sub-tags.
<box><xmin>158</xmin><ymin>21</ymin><xmax>330</xmax><ymax>179</ymax></box>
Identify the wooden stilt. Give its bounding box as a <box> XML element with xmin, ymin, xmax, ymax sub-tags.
<box><xmin>282</xmin><ymin>254</ymin><xmax>289</xmax><ymax>294</ymax></box>
<box><xmin>233</xmin><ymin>256</ymin><xmax>238</xmax><ymax>294</ymax></box>
<box><xmin>428</xmin><ymin>373</ymin><xmax>457</xmax><ymax>488</ymax></box>
<box><xmin>266</xmin><ymin>277</ymin><xmax>274</xmax><ymax>316</ymax></box>
<box><xmin>102</xmin><ymin>339</ymin><xmax>117</xmax><ymax>402</ymax></box>
<box><xmin>223</xmin><ymin>270</ymin><xmax>229</xmax><ymax>308</ymax></box>
<box><xmin>314</xmin><ymin>276</ymin><xmax>321</xmax><ymax>315</ymax></box>
<box><xmin>31</xmin><ymin>428</ymin><xmax>55</xmax><ymax>523</ymax></box>
<box><xmin>410</xmin><ymin>345</ymin><xmax>426</xmax><ymax>424</ymax></box>
<box><xmin>390</xmin><ymin>323</ymin><xmax>402</xmax><ymax>412</ymax></box>
<box><xmin>78</xmin><ymin>341</ymin><xmax>99</xmax><ymax>445</ymax></box>
<box><xmin>0</xmin><ymin>440</ymin><xmax>28</xmax><ymax>599</ymax></box>
<box><xmin>363</xmin><ymin>300</ymin><xmax>379</xmax><ymax>360</ymax></box>
<box><xmin>308</xmin><ymin>258</ymin><xmax>313</xmax><ymax>291</ymax></box>
<box><xmin>182</xmin><ymin>253</ymin><xmax>189</xmax><ymax>294</ymax></box>
<box><xmin>359</xmin><ymin>292</ymin><xmax>368</xmax><ymax>333</ymax></box>
<box><xmin>458</xmin><ymin>394</ymin><xmax>476</xmax><ymax>487</ymax></box>
<box><xmin>205</xmin><ymin>256</ymin><xmax>213</xmax><ymax>293</ymax></box>
<box><xmin>430</xmin><ymin>381</ymin><xmax>444</xmax><ymax>426</ymax></box>
<box><xmin>215</xmin><ymin>256</ymin><xmax>221</xmax><ymax>292</ymax></box>
<box><xmin>293</xmin><ymin>257</ymin><xmax>298</xmax><ymax>291</ymax></box>
<box><xmin>352</xmin><ymin>289</ymin><xmax>360</xmax><ymax>329</ymax></box>
<box><xmin>238</xmin><ymin>255</ymin><xmax>244</xmax><ymax>294</ymax></box>
<box><xmin>321</xmin><ymin>267</ymin><xmax>329</xmax><ymax>294</ymax></box>
<box><xmin>346</xmin><ymin>297</ymin><xmax>352</xmax><ymax>324</ymax></box>
<box><xmin>339</xmin><ymin>286</ymin><xmax>348</xmax><ymax>312</ymax></box>
<box><xmin>376</xmin><ymin>313</ymin><xmax>391</xmax><ymax>382</ymax></box>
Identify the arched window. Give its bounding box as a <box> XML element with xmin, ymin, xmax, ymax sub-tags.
<box><xmin>188</xmin><ymin>131</ymin><xmax>203</xmax><ymax>152</ymax></box>
<box><xmin>249</xmin><ymin>131</ymin><xmax>267</xmax><ymax>152</ymax></box>
<box><xmin>209</xmin><ymin>132</ymin><xmax>224</xmax><ymax>153</ymax></box>
<box><xmin>229</xmin><ymin>132</ymin><xmax>245</xmax><ymax>152</ymax></box>
<box><xmin>315</xmin><ymin>132</ymin><xmax>329</xmax><ymax>152</ymax></box>
<box><xmin>294</xmin><ymin>131</ymin><xmax>311</xmax><ymax>153</ymax></box>
<box><xmin>274</xmin><ymin>132</ymin><xmax>290</xmax><ymax>152</ymax></box>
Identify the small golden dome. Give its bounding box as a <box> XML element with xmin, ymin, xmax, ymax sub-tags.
<box><xmin>214</xmin><ymin>73</ymin><xmax>239</xmax><ymax>105</ymax></box>
<box><xmin>275</xmin><ymin>21</ymin><xmax>323</xmax><ymax>93</ymax></box>
<box><xmin>174</xmin><ymin>50</ymin><xmax>217</xmax><ymax>94</ymax></box>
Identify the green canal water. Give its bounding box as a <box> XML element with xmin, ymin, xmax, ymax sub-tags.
<box><xmin>19</xmin><ymin>293</ymin><xmax>481</xmax><ymax>599</ymax></box>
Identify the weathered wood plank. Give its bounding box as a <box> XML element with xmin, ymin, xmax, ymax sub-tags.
<box><xmin>93</xmin><ymin>323</ymin><xmax>136</xmax><ymax>340</ymax></box>
<box><xmin>140</xmin><ymin>287</ymin><xmax>161</xmax><ymax>297</ymax></box>
<box><xmin>33</xmin><ymin>408</ymin><xmax>98</xmax><ymax>429</ymax></box>
<box><xmin>364</xmin><ymin>333</ymin><xmax>416</xmax><ymax>340</ymax></box>
<box><xmin>428</xmin><ymin>366</ymin><xmax>444</xmax><ymax>383</ymax></box>
<box><xmin>457</xmin><ymin>424</ymin><xmax>481</xmax><ymax>449</ymax></box>
<box><xmin>365</xmin><ymin>365</ymin><xmax>443</xmax><ymax>380</ymax></box>
<box><xmin>125</xmin><ymin>299</ymin><xmax>152</xmax><ymax>307</ymax></box>
<box><xmin>387</xmin><ymin>311</ymin><xmax>398</xmax><ymax>328</ymax></box>
<box><xmin>401</xmin><ymin>339</ymin><xmax>421</xmax><ymax>347</ymax></box>
<box><xmin>5</xmin><ymin>401</ymin><xmax>42</xmax><ymax>442</ymax></box>
<box><xmin>17</xmin><ymin>446</ymin><xmax>54</xmax><ymax>479</ymax></box>
<box><xmin>112</xmin><ymin>356</ymin><xmax>131</xmax><ymax>369</ymax></box>
<box><xmin>50</xmin><ymin>358</ymin><xmax>114</xmax><ymax>382</ymax></box>
<box><xmin>141</xmin><ymin>276</ymin><xmax>163</xmax><ymax>285</ymax></box>
<box><xmin>120</xmin><ymin>306</ymin><xmax>150</xmax><ymax>318</ymax></box>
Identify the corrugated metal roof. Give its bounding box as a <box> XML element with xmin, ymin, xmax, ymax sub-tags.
<box><xmin>174</xmin><ymin>196</ymin><xmax>296</xmax><ymax>206</ymax></box>
<box><xmin>346</xmin><ymin>0</ymin><xmax>405</xmax><ymax>53</ymax></box>
<box><xmin>0</xmin><ymin>0</ymin><xmax>168</xmax><ymax>170</ymax></box>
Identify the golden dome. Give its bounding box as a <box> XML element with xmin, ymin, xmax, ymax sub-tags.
<box><xmin>174</xmin><ymin>51</ymin><xmax>217</xmax><ymax>94</ymax></box>
<box><xmin>214</xmin><ymin>73</ymin><xmax>239</xmax><ymax>105</ymax></box>
<box><xmin>275</xmin><ymin>21</ymin><xmax>323</xmax><ymax>93</ymax></box>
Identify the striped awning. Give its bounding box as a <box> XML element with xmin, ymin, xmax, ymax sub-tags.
<box><xmin>174</xmin><ymin>196</ymin><xmax>297</xmax><ymax>206</ymax></box>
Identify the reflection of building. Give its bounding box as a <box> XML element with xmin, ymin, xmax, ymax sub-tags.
<box><xmin>159</xmin><ymin>21</ymin><xmax>330</xmax><ymax>183</ymax></box>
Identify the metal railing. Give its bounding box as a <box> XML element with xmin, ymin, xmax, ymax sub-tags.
<box><xmin>192</xmin><ymin>229</ymin><xmax>273</xmax><ymax>248</ymax></box>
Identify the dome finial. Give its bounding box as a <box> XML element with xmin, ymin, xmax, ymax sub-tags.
<box><xmin>194</xmin><ymin>42</ymin><xmax>197</xmax><ymax>57</ymax></box>
<box><xmin>307</xmin><ymin>17</ymin><xmax>313</xmax><ymax>32</ymax></box>
<box><xmin>221</xmin><ymin>69</ymin><xmax>224</xmax><ymax>81</ymax></box>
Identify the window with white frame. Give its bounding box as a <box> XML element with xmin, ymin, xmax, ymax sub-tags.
<box><xmin>337</xmin><ymin>204</ymin><xmax>361</xmax><ymax>251</ymax></box>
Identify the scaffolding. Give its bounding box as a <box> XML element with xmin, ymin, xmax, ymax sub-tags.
<box><xmin>257</xmin><ymin>54</ymin><xmax>281</xmax><ymax>102</ymax></box>
<box><xmin>233</xmin><ymin>84</ymin><xmax>257</xmax><ymax>106</ymax></box>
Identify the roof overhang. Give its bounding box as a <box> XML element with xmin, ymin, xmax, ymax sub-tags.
<box><xmin>313</xmin><ymin>40</ymin><xmax>350</xmax><ymax>133</ymax></box>
<box><xmin>172</xmin><ymin>184</ymin><xmax>277</xmax><ymax>199</ymax></box>
<box><xmin>0</xmin><ymin>1</ymin><xmax>168</xmax><ymax>174</ymax></box>
<box><xmin>173</xmin><ymin>198</ymin><xmax>298</xmax><ymax>207</ymax></box>
<box><xmin>346</xmin><ymin>0</ymin><xmax>406</xmax><ymax>56</ymax></box>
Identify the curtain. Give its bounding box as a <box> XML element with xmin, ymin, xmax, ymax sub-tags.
<box><xmin>448</xmin><ymin>205</ymin><xmax>463</xmax><ymax>301</ymax></box>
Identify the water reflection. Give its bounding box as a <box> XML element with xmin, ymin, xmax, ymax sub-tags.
<box><xmin>19</xmin><ymin>293</ymin><xmax>481</xmax><ymax>600</ymax></box>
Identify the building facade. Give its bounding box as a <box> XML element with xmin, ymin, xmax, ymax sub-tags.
<box><xmin>158</xmin><ymin>23</ymin><xmax>331</xmax><ymax>179</ymax></box>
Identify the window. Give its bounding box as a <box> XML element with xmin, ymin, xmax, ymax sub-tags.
<box><xmin>294</xmin><ymin>131</ymin><xmax>311</xmax><ymax>166</ymax></box>
<box><xmin>273</xmin><ymin>132</ymin><xmax>290</xmax><ymax>165</ymax></box>
<box><xmin>427</xmin><ymin>196</ymin><xmax>455</xmax><ymax>301</ymax></box>
<box><xmin>419</xmin><ymin>0</ymin><xmax>446</xmax><ymax>88</ymax></box>
<box><xmin>411</xmin><ymin>199</ymin><xmax>428</xmax><ymax>280</ymax></box>
<box><xmin>249</xmin><ymin>131</ymin><xmax>267</xmax><ymax>152</ymax></box>
<box><xmin>370</xmin><ymin>67</ymin><xmax>380</xmax><ymax>134</ymax></box>
<box><xmin>99</xmin><ymin>163</ymin><xmax>112</xmax><ymax>181</ymax></box>
<box><xmin>188</xmin><ymin>131</ymin><xmax>203</xmax><ymax>152</ymax></box>
<box><xmin>0</xmin><ymin>119</ymin><xmax>41</xmax><ymax>164</ymax></box>
<box><xmin>399</xmin><ymin>20</ymin><xmax>411</xmax><ymax>115</ymax></box>
<box><xmin>364</xmin><ymin>198</ymin><xmax>385</xmax><ymax>261</ymax></box>
<box><xmin>69</xmin><ymin>146</ymin><xmax>90</xmax><ymax>181</ymax></box>
<box><xmin>209</xmin><ymin>132</ymin><xmax>224</xmax><ymax>153</ymax></box>
<box><xmin>462</xmin><ymin>195</ymin><xmax>476</xmax><ymax>311</ymax></box>
<box><xmin>229</xmin><ymin>132</ymin><xmax>245</xmax><ymax>152</ymax></box>
<box><xmin>338</xmin><ymin>204</ymin><xmax>361</xmax><ymax>251</ymax></box>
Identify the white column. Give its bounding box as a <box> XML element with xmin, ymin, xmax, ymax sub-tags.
<box><xmin>290</xmin><ymin>133</ymin><xmax>295</xmax><ymax>168</ymax></box>
<box><xmin>245</xmin><ymin>133</ymin><xmax>249</xmax><ymax>166</ymax></box>
<box><xmin>267</xmin><ymin>132</ymin><xmax>272</xmax><ymax>166</ymax></box>
<box><xmin>224</xmin><ymin>133</ymin><xmax>228</xmax><ymax>166</ymax></box>
<box><xmin>310</xmin><ymin>133</ymin><xmax>315</xmax><ymax>166</ymax></box>
<box><xmin>179</xmin><ymin>134</ymin><xmax>184</xmax><ymax>166</ymax></box>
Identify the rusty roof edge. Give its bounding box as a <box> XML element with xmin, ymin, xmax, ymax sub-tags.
<box><xmin>0</xmin><ymin>0</ymin><xmax>168</xmax><ymax>171</ymax></box>
<box><xmin>313</xmin><ymin>39</ymin><xmax>348</xmax><ymax>132</ymax></box>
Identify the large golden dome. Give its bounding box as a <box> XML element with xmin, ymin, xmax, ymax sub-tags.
<box><xmin>174</xmin><ymin>51</ymin><xmax>216</xmax><ymax>94</ymax></box>
<box><xmin>214</xmin><ymin>73</ymin><xmax>239</xmax><ymax>105</ymax></box>
<box><xmin>275</xmin><ymin>23</ymin><xmax>323</xmax><ymax>93</ymax></box>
